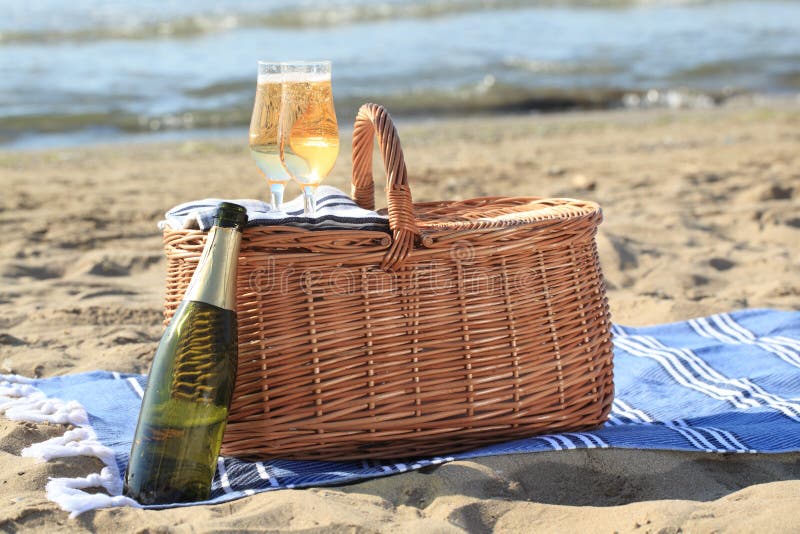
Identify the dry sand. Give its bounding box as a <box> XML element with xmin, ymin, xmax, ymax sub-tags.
<box><xmin>1</xmin><ymin>103</ymin><xmax>799</xmax><ymax>532</ymax></box>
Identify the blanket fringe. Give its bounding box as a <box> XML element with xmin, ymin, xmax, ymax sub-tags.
<box><xmin>0</xmin><ymin>374</ymin><xmax>139</xmax><ymax>518</ymax></box>
<box><xmin>45</xmin><ymin>468</ymin><xmax>140</xmax><ymax>518</ymax></box>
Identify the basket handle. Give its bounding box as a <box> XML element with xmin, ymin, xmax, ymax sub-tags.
<box><xmin>352</xmin><ymin>103</ymin><xmax>419</xmax><ymax>271</ymax></box>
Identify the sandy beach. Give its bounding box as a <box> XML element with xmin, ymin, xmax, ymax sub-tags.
<box><xmin>1</xmin><ymin>103</ymin><xmax>799</xmax><ymax>532</ymax></box>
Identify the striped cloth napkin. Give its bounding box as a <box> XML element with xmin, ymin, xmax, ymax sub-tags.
<box><xmin>1</xmin><ymin>309</ymin><xmax>798</xmax><ymax>517</ymax></box>
<box><xmin>159</xmin><ymin>185</ymin><xmax>389</xmax><ymax>232</ymax></box>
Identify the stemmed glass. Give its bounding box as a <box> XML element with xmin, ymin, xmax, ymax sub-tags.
<box><xmin>249</xmin><ymin>62</ymin><xmax>291</xmax><ymax>210</ymax></box>
<box><xmin>278</xmin><ymin>61</ymin><xmax>340</xmax><ymax>216</ymax></box>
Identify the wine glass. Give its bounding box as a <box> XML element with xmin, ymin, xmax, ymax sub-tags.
<box><xmin>249</xmin><ymin>61</ymin><xmax>291</xmax><ymax>210</ymax></box>
<box><xmin>278</xmin><ymin>61</ymin><xmax>340</xmax><ymax>216</ymax></box>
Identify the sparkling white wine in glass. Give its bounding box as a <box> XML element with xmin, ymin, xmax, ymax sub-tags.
<box><xmin>279</xmin><ymin>61</ymin><xmax>339</xmax><ymax>216</ymax></box>
<box><xmin>249</xmin><ymin>62</ymin><xmax>291</xmax><ymax>210</ymax></box>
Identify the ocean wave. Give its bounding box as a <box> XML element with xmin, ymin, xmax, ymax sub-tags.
<box><xmin>0</xmin><ymin>82</ymin><xmax>744</xmax><ymax>147</ymax></box>
<box><xmin>502</xmin><ymin>57</ymin><xmax>621</xmax><ymax>75</ymax></box>
<box><xmin>670</xmin><ymin>54</ymin><xmax>800</xmax><ymax>80</ymax></box>
<box><xmin>778</xmin><ymin>72</ymin><xmax>800</xmax><ymax>90</ymax></box>
<box><xmin>0</xmin><ymin>0</ymin><xmax>733</xmax><ymax>44</ymax></box>
<box><xmin>349</xmin><ymin>78</ymin><xmax>629</xmax><ymax>115</ymax></box>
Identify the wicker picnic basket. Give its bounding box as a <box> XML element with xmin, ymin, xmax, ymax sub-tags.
<box><xmin>162</xmin><ymin>103</ymin><xmax>613</xmax><ymax>461</ymax></box>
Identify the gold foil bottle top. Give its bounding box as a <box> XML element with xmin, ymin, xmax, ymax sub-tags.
<box><xmin>183</xmin><ymin>203</ymin><xmax>247</xmax><ymax>311</ymax></box>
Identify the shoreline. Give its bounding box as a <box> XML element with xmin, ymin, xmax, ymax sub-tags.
<box><xmin>4</xmin><ymin>92</ymin><xmax>798</xmax><ymax>152</ymax></box>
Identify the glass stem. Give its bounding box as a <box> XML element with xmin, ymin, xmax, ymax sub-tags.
<box><xmin>270</xmin><ymin>183</ymin><xmax>285</xmax><ymax>211</ymax></box>
<box><xmin>302</xmin><ymin>185</ymin><xmax>317</xmax><ymax>217</ymax></box>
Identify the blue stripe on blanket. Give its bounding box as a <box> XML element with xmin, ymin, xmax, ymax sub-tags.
<box><xmin>4</xmin><ymin>308</ymin><xmax>800</xmax><ymax>510</ymax></box>
<box><xmin>160</xmin><ymin>185</ymin><xmax>390</xmax><ymax>232</ymax></box>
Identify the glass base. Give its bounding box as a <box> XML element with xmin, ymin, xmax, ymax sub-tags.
<box><xmin>270</xmin><ymin>183</ymin><xmax>285</xmax><ymax>211</ymax></box>
<box><xmin>302</xmin><ymin>186</ymin><xmax>317</xmax><ymax>217</ymax></box>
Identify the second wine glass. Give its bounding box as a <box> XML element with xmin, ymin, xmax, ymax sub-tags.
<box><xmin>278</xmin><ymin>61</ymin><xmax>340</xmax><ymax>216</ymax></box>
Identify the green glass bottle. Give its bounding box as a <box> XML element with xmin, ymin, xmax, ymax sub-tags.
<box><xmin>124</xmin><ymin>202</ymin><xmax>248</xmax><ymax>505</ymax></box>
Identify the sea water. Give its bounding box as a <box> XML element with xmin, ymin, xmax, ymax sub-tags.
<box><xmin>1</xmin><ymin>0</ymin><xmax>798</xmax><ymax>148</ymax></box>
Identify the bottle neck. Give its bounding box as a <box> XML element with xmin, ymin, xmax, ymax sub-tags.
<box><xmin>183</xmin><ymin>226</ymin><xmax>242</xmax><ymax>311</ymax></box>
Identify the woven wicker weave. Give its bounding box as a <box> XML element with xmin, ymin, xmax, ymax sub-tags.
<box><xmin>162</xmin><ymin>103</ymin><xmax>613</xmax><ymax>461</ymax></box>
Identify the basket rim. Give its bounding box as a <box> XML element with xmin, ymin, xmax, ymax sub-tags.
<box><xmin>404</xmin><ymin>196</ymin><xmax>602</xmax><ymax>234</ymax></box>
<box><xmin>406</xmin><ymin>195</ymin><xmax>601</xmax><ymax>232</ymax></box>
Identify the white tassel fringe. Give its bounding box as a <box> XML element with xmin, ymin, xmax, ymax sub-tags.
<box><xmin>0</xmin><ymin>374</ymin><xmax>140</xmax><ymax>518</ymax></box>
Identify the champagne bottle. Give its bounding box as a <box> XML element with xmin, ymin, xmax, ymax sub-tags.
<box><xmin>124</xmin><ymin>202</ymin><xmax>248</xmax><ymax>504</ymax></box>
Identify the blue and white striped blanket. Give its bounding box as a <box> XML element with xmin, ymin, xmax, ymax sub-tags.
<box><xmin>159</xmin><ymin>185</ymin><xmax>389</xmax><ymax>232</ymax></box>
<box><xmin>1</xmin><ymin>308</ymin><xmax>798</xmax><ymax>516</ymax></box>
